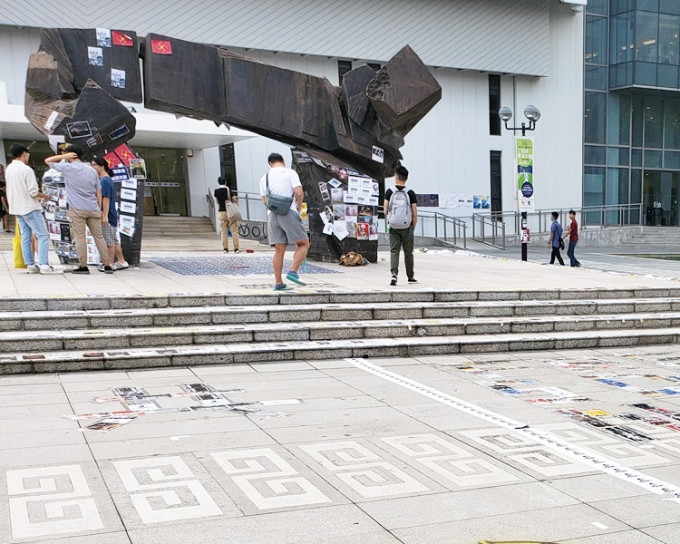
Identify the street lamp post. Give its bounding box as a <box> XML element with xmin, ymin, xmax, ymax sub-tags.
<box><xmin>499</xmin><ymin>105</ymin><xmax>541</xmax><ymax>262</ymax></box>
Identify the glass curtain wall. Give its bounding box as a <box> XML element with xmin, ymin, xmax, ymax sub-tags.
<box><xmin>585</xmin><ymin>0</ymin><xmax>680</xmax><ymax>226</ymax></box>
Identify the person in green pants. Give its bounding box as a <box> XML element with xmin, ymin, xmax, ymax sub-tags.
<box><xmin>383</xmin><ymin>165</ymin><xmax>418</xmax><ymax>286</ymax></box>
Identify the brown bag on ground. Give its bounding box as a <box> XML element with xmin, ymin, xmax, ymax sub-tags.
<box><xmin>339</xmin><ymin>252</ymin><xmax>365</xmax><ymax>266</ymax></box>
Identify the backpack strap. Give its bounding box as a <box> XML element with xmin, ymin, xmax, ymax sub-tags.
<box><xmin>387</xmin><ymin>185</ymin><xmax>399</xmax><ymax>213</ymax></box>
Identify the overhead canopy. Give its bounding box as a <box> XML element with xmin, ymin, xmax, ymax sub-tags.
<box><xmin>0</xmin><ymin>103</ymin><xmax>253</xmax><ymax>150</ymax></box>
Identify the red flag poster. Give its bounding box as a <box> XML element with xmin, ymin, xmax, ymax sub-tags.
<box><xmin>114</xmin><ymin>144</ymin><xmax>136</xmax><ymax>166</ymax></box>
<box><xmin>103</xmin><ymin>152</ymin><xmax>121</xmax><ymax>169</ymax></box>
<box><xmin>151</xmin><ymin>40</ymin><xmax>172</xmax><ymax>55</ymax></box>
<box><xmin>112</xmin><ymin>31</ymin><xmax>134</xmax><ymax>47</ymax></box>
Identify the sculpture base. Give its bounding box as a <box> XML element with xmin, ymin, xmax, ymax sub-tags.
<box><xmin>292</xmin><ymin>147</ymin><xmax>381</xmax><ymax>264</ymax></box>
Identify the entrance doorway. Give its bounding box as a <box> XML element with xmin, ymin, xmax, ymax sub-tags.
<box><xmin>134</xmin><ymin>146</ymin><xmax>188</xmax><ymax>216</ymax></box>
<box><xmin>643</xmin><ymin>171</ymin><xmax>679</xmax><ymax>226</ymax></box>
<box><xmin>490</xmin><ymin>151</ymin><xmax>502</xmax><ymax>219</ymax></box>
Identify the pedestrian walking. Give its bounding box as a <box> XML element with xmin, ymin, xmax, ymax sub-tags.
<box><xmin>564</xmin><ymin>209</ymin><xmax>581</xmax><ymax>267</ymax></box>
<box><xmin>45</xmin><ymin>145</ymin><xmax>113</xmax><ymax>274</ymax></box>
<box><xmin>0</xmin><ymin>168</ymin><xmax>10</xmax><ymax>233</ymax></box>
<box><xmin>4</xmin><ymin>143</ymin><xmax>60</xmax><ymax>274</ymax></box>
<box><xmin>259</xmin><ymin>152</ymin><xmax>309</xmax><ymax>291</ymax></box>
<box><xmin>548</xmin><ymin>211</ymin><xmax>565</xmax><ymax>265</ymax></box>
<box><xmin>92</xmin><ymin>157</ymin><xmax>129</xmax><ymax>270</ymax></box>
<box><xmin>384</xmin><ymin>165</ymin><xmax>418</xmax><ymax>286</ymax></box>
<box><xmin>214</xmin><ymin>176</ymin><xmax>240</xmax><ymax>253</ymax></box>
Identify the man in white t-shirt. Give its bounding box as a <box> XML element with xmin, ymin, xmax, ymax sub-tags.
<box><xmin>5</xmin><ymin>143</ymin><xmax>60</xmax><ymax>274</ymax></box>
<box><xmin>259</xmin><ymin>152</ymin><xmax>309</xmax><ymax>291</ymax></box>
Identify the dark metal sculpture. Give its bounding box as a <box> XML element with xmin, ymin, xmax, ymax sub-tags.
<box><xmin>26</xmin><ymin>29</ymin><xmax>441</xmax><ymax>178</ymax></box>
<box><xmin>25</xmin><ymin>28</ymin><xmax>441</xmax><ymax>263</ymax></box>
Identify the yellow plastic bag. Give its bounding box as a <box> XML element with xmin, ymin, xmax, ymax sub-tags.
<box><xmin>13</xmin><ymin>219</ymin><xmax>26</xmax><ymax>269</ymax></box>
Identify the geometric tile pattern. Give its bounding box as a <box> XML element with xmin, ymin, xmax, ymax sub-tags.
<box><xmin>540</xmin><ymin>422</ymin><xmax>673</xmax><ymax>468</ymax></box>
<box><xmin>382</xmin><ymin>433</ymin><xmax>519</xmax><ymax>488</ymax></box>
<box><xmin>7</xmin><ymin>465</ymin><xmax>103</xmax><ymax>539</ymax></box>
<box><xmin>458</xmin><ymin>428</ymin><xmax>594</xmax><ymax>478</ymax></box>
<box><xmin>211</xmin><ymin>448</ymin><xmax>331</xmax><ymax>509</ymax></box>
<box><xmin>113</xmin><ymin>456</ymin><xmax>222</xmax><ymax>524</ymax></box>
<box><xmin>299</xmin><ymin>440</ymin><xmax>431</xmax><ymax>499</ymax></box>
<box><xmin>148</xmin><ymin>256</ymin><xmax>338</xmax><ymax>276</ymax></box>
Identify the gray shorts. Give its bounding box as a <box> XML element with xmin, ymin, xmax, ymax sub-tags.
<box><xmin>102</xmin><ymin>223</ymin><xmax>118</xmax><ymax>247</ymax></box>
<box><xmin>268</xmin><ymin>210</ymin><xmax>307</xmax><ymax>246</ymax></box>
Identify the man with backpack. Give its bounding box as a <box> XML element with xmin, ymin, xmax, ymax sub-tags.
<box><xmin>383</xmin><ymin>165</ymin><xmax>418</xmax><ymax>286</ymax></box>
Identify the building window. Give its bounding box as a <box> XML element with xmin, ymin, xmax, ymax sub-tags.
<box><xmin>488</xmin><ymin>74</ymin><xmax>501</xmax><ymax>136</ymax></box>
<box><xmin>607</xmin><ymin>93</ymin><xmax>631</xmax><ymax>145</ymax></box>
<box><xmin>585</xmin><ymin>91</ymin><xmax>607</xmax><ymax>144</ymax></box>
<box><xmin>489</xmin><ymin>151</ymin><xmax>502</xmax><ymax>217</ymax></box>
<box><xmin>644</xmin><ymin>97</ymin><xmax>663</xmax><ymax>148</ymax></box>
<box><xmin>635</xmin><ymin>10</ymin><xmax>659</xmax><ymax>63</ymax></box>
<box><xmin>586</xmin><ymin>15</ymin><xmax>608</xmax><ymax>64</ymax></box>
<box><xmin>366</xmin><ymin>62</ymin><xmax>381</xmax><ymax>71</ymax></box>
<box><xmin>587</xmin><ymin>0</ymin><xmax>608</xmax><ymax>16</ymax></box>
<box><xmin>338</xmin><ymin>60</ymin><xmax>352</xmax><ymax>85</ymax></box>
<box><xmin>219</xmin><ymin>143</ymin><xmax>238</xmax><ymax>194</ymax></box>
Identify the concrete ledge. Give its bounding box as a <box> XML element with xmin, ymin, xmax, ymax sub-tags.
<box><xmin>2</xmin><ymin>312</ymin><xmax>680</xmax><ymax>354</ymax></box>
<box><xmin>0</xmin><ymin>327</ymin><xmax>678</xmax><ymax>373</ymax></box>
<box><xmin>1</xmin><ymin>286</ymin><xmax>680</xmax><ymax>313</ymax></box>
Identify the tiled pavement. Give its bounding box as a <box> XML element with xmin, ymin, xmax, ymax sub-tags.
<box><xmin>2</xmin><ymin>242</ymin><xmax>680</xmax><ymax>543</ymax></box>
<box><xmin>3</xmin><ymin>348</ymin><xmax>680</xmax><ymax>543</ymax></box>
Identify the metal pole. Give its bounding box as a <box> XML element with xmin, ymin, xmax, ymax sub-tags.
<box><xmin>521</xmin><ymin>211</ymin><xmax>527</xmax><ymax>261</ymax></box>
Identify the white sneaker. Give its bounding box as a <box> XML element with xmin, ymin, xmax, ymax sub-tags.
<box><xmin>26</xmin><ymin>264</ymin><xmax>40</xmax><ymax>274</ymax></box>
<box><xmin>113</xmin><ymin>262</ymin><xmax>130</xmax><ymax>270</ymax></box>
<box><xmin>39</xmin><ymin>265</ymin><xmax>62</xmax><ymax>275</ymax></box>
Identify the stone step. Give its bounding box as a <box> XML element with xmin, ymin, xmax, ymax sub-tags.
<box><xmin>2</xmin><ymin>327</ymin><xmax>678</xmax><ymax>374</ymax></box>
<box><xmin>2</xmin><ymin>287</ymin><xmax>680</xmax><ymax>312</ymax></box>
<box><xmin>0</xmin><ymin>312</ymin><xmax>677</xmax><ymax>353</ymax></box>
<box><xmin>2</xmin><ymin>298</ymin><xmax>680</xmax><ymax>331</ymax></box>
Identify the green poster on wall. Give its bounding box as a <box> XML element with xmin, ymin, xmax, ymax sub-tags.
<box><xmin>516</xmin><ymin>136</ymin><xmax>534</xmax><ymax>211</ymax></box>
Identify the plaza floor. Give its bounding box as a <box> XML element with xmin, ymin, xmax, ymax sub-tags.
<box><xmin>3</xmin><ymin>347</ymin><xmax>680</xmax><ymax>543</ymax></box>
<box><xmin>1</xmin><ymin>238</ymin><xmax>680</xmax><ymax>543</ymax></box>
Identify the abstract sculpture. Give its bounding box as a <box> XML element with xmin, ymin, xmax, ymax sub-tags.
<box><xmin>25</xmin><ymin>28</ymin><xmax>441</xmax><ymax>262</ymax></box>
<box><xmin>26</xmin><ymin>29</ymin><xmax>440</xmax><ymax>178</ymax></box>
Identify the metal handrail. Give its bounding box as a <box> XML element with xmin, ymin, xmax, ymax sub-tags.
<box><xmin>231</xmin><ymin>191</ymin><xmax>266</xmax><ymax>222</ymax></box>
<box><xmin>417</xmin><ymin>210</ymin><xmax>467</xmax><ymax>249</ymax></box>
<box><xmin>205</xmin><ymin>193</ymin><xmax>216</xmax><ymax>228</ymax></box>
<box><xmin>472</xmin><ymin>214</ymin><xmax>506</xmax><ymax>249</ymax></box>
<box><xmin>470</xmin><ymin>203</ymin><xmax>643</xmax><ymax>248</ymax></box>
<box><xmin>225</xmin><ymin>192</ymin><xmax>473</xmax><ymax>247</ymax></box>
<box><xmin>473</xmin><ymin>203</ymin><xmax>642</xmax><ymax>233</ymax></box>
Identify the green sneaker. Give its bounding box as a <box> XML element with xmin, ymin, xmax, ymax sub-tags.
<box><xmin>286</xmin><ymin>270</ymin><xmax>306</xmax><ymax>285</ymax></box>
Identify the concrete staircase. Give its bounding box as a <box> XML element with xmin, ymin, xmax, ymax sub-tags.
<box><xmin>142</xmin><ymin>216</ymin><xmax>216</xmax><ymax>236</ymax></box>
<box><xmin>1</xmin><ymin>287</ymin><xmax>680</xmax><ymax>374</ymax></box>
<box><xmin>620</xmin><ymin>226</ymin><xmax>680</xmax><ymax>247</ymax></box>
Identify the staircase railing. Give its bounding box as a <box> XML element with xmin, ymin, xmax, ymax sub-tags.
<box><xmin>472</xmin><ymin>214</ymin><xmax>506</xmax><ymax>249</ymax></box>
<box><xmin>471</xmin><ymin>203</ymin><xmax>643</xmax><ymax>247</ymax></box>
<box><xmin>205</xmin><ymin>193</ymin><xmax>216</xmax><ymax>228</ymax></box>
<box><xmin>416</xmin><ymin>210</ymin><xmax>467</xmax><ymax>249</ymax></box>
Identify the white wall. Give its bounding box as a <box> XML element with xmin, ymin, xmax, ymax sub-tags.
<box><xmin>1</xmin><ymin>0</ymin><xmax>584</xmax><ymax>223</ymax></box>
<box><xmin>186</xmin><ymin>147</ymin><xmax>221</xmax><ymax>218</ymax></box>
<box><xmin>0</xmin><ymin>26</ymin><xmax>41</xmax><ymax>105</ymax></box>
<box><xmin>497</xmin><ymin>3</ymin><xmax>584</xmax><ymax>214</ymax></box>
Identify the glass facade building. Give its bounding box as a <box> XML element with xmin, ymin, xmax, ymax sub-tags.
<box><xmin>585</xmin><ymin>0</ymin><xmax>680</xmax><ymax>226</ymax></box>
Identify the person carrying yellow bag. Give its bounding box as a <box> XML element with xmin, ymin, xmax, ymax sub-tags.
<box><xmin>5</xmin><ymin>143</ymin><xmax>60</xmax><ymax>274</ymax></box>
<box><xmin>13</xmin><ymin>219</ymin><xmax>26</xmax><ymax>268</ymax></box>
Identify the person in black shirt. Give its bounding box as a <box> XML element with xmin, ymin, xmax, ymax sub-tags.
<box><xmin>383</xmin><ymin>166</ymin><xmax>418</xmax><ymax>286</ymax></box>
<box><xmin>214</xmin><ymin>176</ymin><xmax>240</xmax><ymax>252</ymax></box>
